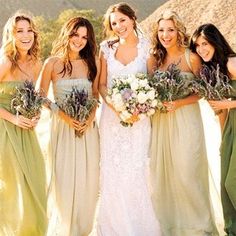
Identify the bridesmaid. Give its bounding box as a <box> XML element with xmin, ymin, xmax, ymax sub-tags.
<box><xmin>148</xmin><ymin>10</ymin><xmax>218</xmax><ymax>236</ymax></box>
<box><xmin>0</xmin><ymin>11</ymin><xmax>47</xmax><ymax>235</ymax></box>
<box><xmin>39</xmin><ymin>17</ymin><xmax>100</xmax><ymax>236</ymax></box>
<box><xmin>191</xmin><ymin>23</ymin><xmax>236</xmax><ymax>236</ymax></box>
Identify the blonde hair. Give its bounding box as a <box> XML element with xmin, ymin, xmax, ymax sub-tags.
<box><xmin>1</xmin><ymin>10</ymin><xmax>40</xmax><ymax>70</ymax></box>
<box><xmin>152</xmin><ymin>10</ymin><xmax>189</xmax><ymax>67</ymax></box>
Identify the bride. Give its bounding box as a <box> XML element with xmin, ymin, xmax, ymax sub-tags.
<box><xmin>97</xmin><ymin>2</ymin><xmax>162</xmax><ymax>235</ymax></box>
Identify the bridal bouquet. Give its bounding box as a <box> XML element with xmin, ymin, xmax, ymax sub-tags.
<box><xmin>56</xmin><ymin>87</ymin><xmax>98</xmax><ymax>137</ymax></box>
<box><xmin>106</xmin><ymin>73</ymin><xmax>160</xmax><ymax>126</ymax></box>
<box><xmin>191</xmin><ymin>64</ymin><xmax>236</xmax><ymax>100</ymax></box>
<box><xmin>11</xmin><ymin>80</ymin><xmax>45</xmax><ymax>119</ymax></box>
<box><xmin>149</xmin><ymin>63</ymin><xmax>193</xmax><ymax>112</ymax></box>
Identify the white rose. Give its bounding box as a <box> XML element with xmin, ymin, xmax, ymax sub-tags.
<box><xmin>130</xmin><ymin>80</ymin><xmax>139</xmax><ymax>91</ymax></box>
<box><xmin>120</xmin><ymin>110</ymin><xmax>132</xmax><ymax>121</ymax></box>
<box><xmin>139</xmin><ymin>79</ymin><xmax>148</xmax><ymax>87</ymax></box>
<box><xmin>147</xmin><ymin>90</ymin><xmax>155</xmax><ymax>100</ymax></box>
<box><xmin>151</xmin><ymin>99</ymin><xmax>158</xmax><ymax>107</ymax></box>
<box><xmin>137</xmin><ymin>92</ymin><xmax>148</xmax><ymax>104</ymax></box>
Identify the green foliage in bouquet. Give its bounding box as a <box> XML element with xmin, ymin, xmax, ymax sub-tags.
<box><xmin>11</xmin><ymin>80</ymin><xmax>45</xmax><ymax>119</ymax></box>
<box><xmin>192</xmin><ymin>64</ymin><xmax>236</xmax><ymax>100</ymax></box>
<box><xmin>56</xmin><ymin>86</ymin><xmax>98</xmax><ymax>137</ymax></box>
<box><xmin>149</xmin><ymin>63</ymin><xmax>193</xmax><ymax>112</ymax></box>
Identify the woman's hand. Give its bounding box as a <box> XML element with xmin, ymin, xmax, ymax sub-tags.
<box><xmin>163</xmin><ymin>101</ymin><xmax>181</xmax><ymax>112</ymax></box>
<box><xmin>11</xmin><ymin>114</ymin><xmax>35</xmax><ymax>129</ymax></box>
<box><xmin>208</xmin><ymin>99</ymin><xmax>236</xmax><ymax>111</ymax></box>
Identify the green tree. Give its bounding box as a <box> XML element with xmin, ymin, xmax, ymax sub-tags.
<box><xmin>34</xmin><ymin>9</ymin><xmax>103</xmax><ymax>60</ymax></box>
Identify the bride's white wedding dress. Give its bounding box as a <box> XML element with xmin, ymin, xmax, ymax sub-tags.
<box><xmin>97</xmin><ymin>36</ymin><xmax>161</xmax><ymax>236</ymax></box>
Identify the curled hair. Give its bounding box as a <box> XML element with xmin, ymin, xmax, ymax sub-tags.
<box><xmin>1</xmin><ymin>10</ymin><xmax>40</xmax><ymax>70</ymax></box>
<box><xmin>51</xmin><ymin>17</ymin><xmax>97</xmax><ymax>82</ymax></box>
<box><xmin>103</xmin><ymin>2</ymin><xmax>138</xmax><ymax>46</ymax></box>
<box><xmin>152</xmin><ymin>10</ymin><xmax>189</xmax><ymax>67</ymax></box>
<box><xmin>190</xmin><ymin>23</ymin><xmax>236</xmax><ymax>75</ymax></box>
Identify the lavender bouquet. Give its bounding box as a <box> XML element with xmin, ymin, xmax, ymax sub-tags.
<box><xmin>56</xmin><ymin>86</ymin><xmax>98</xmax><ymax>137</ymax></box>
<box><xmin>149</xmin><ymin>63</ymin><xmax>193</xmax><ymax>112</ymax></box>
<box><xmin>191</xmin><ymin>64</ymin><xmax>236</xmax><ymax>100</ymax></box>
<box><xmin>11</xmin><ymin>80</ymin><xmax>45</xmax><ymax>119</ymax></box>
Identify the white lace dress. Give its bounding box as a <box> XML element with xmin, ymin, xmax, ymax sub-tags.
<box><xmin>97</xmin><ymin>37</ymin><xmax>161</xmax><ymax>236</ymax></box>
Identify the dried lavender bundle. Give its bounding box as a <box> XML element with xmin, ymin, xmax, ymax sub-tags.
<box><xmin>192</xmin><ymin>64</ymin><xmax>236</xmax><ymax>100</ymax></box>
<box><xmin>149</xmin><ymin>63</ymin><xmax>193</xmax><ymax>112</ymax></box>
<box><xmin>11</xmin><ymin>80</ymin><xmax>45</xmax><ymax>119</ymax></box>
<box><xmin>56</xmin><ymin>86</ymin><xmax>98</xmax><ymax>137</ymax></box>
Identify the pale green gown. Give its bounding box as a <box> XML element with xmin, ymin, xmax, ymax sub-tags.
<box><xmin>150</xmin><ymin>50</ymin><xmax>218</xmax><ymax>236</ymax></box>
<box><xmin>0</xmin><ymin>81</ymin><xmax>47</xmax><ymax>236</ymax></box>
<box><xmin>47</xmin><ymin>78</ymin><xmax>100</xmax><ymax>236</ymax></box>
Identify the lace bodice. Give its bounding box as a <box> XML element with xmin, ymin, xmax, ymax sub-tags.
<box><xmin>97</xmin><ymin>36</ymin><xmax>161</xmax><ymax>235</ymax></box>
<box><xmin>100</xmin><ymin>36</ymin><xmax>151</xmax><ymax>87</ymax></box>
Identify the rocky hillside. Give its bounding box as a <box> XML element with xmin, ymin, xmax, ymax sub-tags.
<box><xmin>141</xmin><ymin>0</ymin><xmax>236</xmax><ymax>50</ymax></box>
<box><xmin>0</xmin><ymin>0</ymin><xmax>166</xmax><ymax>26</ymax></box>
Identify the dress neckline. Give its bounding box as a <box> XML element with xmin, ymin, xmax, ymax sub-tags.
<box><xmin>112</xmin><ymin>38</ymin><xmax>142</xmax><ymax>67</ymax></box>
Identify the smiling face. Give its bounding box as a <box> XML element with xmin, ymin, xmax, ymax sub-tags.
<box><xmin>14</xmin><ymin>19</ymin><xmax>34</xmax><ymax>52</ymax></box>
<box><xmin>69</xmin><ymin>26</ymin><xmax>88</xmax><ymax>54</ymax></box>
<box><xmin>158</xmin><ymin>19</ymin><xmax>178</xmax><ymax>49</ymax></box>
<box><xmin>109</xmin><ymin>11</ymin><xmax>134</xmax><ymax>39</ymax></box>
<box><xmin>195</xmin><ymin>35</ymin><xmax>215</xmax><ymax>62</ymax></box>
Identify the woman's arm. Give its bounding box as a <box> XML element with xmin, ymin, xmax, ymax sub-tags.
<box><xmin>98</xmin><ymin>50</ymin><xmax>108</xmax><ymax>101</ymax></box>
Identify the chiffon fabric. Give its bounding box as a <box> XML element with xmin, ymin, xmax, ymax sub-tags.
<box><xmin>220</xmin><ymin>79</ymin><xmax>236</xmax><ymax>235</ymax></box>
<box><xmin>0</xmin><ymin>81</ymin><xmax>47</xmax><ymax>236</ymax></box>
<box><xmin>47</xmin><ymin>78</ymin><xmax>100</xmax><ymax>236</ymax></box>
<box><xmin>150</xmin><ymin>50</ymin><xmax>219</xmax><ymax>236</ymax></box>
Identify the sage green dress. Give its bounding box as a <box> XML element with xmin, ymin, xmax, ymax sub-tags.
<box><xmin>220</xmin><ymin>79</ymin><xmax>236</xmax><ymax>235</ymax></box>
<box><xmin>47</xmin><ymin>78</ymin><xmax>100</xmax><ymax>236</ymax></box>
<box><xmin>0</xmin><ymin>81</ymin><xmax>47</xmax><ymax>236</ymax></box>
<box><xmin>150</xmin><ymin>50</ymin><xmax>218</xmax><ymax>236</ymax></box>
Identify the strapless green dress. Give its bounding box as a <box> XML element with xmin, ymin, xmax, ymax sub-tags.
<box><xmin>0</xmin><ymin>81</ymin><xmax>47</xmax><ymax>236</ymax></box>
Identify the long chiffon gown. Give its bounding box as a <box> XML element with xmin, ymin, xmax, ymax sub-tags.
<box><xmin>220</xmin><ymin>79</ymin><xmax>236</xmax><ymax>235</ymax></box>
<box><xmin>97</xmin><ymin>37</ymin><xmax>162</xmax><ymax>236</ymax></box>
<box><xmin>0</xmin><ymin>81</ymin><xmax>47</xmax><ymax>236</ymax></box>
<box><xmin>47</xmin><ymin>78</ymin><xmax>100</xmax><ymax>236</ymax></box>
<box><xmin>150</xmin><ymin>50</ymin><xmax>219</xmax><ymax>236</ymax></box>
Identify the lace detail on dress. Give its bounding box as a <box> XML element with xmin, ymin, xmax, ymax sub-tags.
<box><xmin>97</xmin><ymin>35</ymin><xmax>161</xmax><ymax>236</ymax></box>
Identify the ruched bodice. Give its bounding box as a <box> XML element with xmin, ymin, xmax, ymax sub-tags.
<box><xmin>0</xmin><ymin>81</ymin><xmax>23</xmax><ymax>110</ymax></box>
<box><xmin>53</xmin><ymin>78</ymin><xmax>92</xmax><ymax>100</ymax></box>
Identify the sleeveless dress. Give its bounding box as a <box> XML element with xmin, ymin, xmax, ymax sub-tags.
<box><xmin>150</xmin><ymin>50</ymin><xmax>219</xmax><ymax>236</ymax></box>
<box><xmin>97</xmin><ymin>37</ymin><xmax>162</xmax><ymax>235</ymax></box>
<box><xmin>220</xmin><ymin>79</ymin><xmax>236</xmax><ymax>235</ymax></box>
<box><xmin>0</xmin><ymin>81</ymin><xmax>47</xmax><ymax>236</ymax></box>
<box><xmin>47</xmin><ymin>79</ymin><xmax>100</xmax><ymax>236</ymax></box>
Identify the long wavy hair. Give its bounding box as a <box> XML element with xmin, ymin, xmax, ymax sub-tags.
<box><xmin>1</xmin><ymin>11</ymin><xmax>40</xmax><ymax>70</ymax></box>
<box><xmin>190</xmin><ymin>23</ymin><xmax>236</xmax><ymax>75</ymax></box>
<box><xmin>103</xmin><ymin>2</ymin><xmax>139</xmax><ymax>47</ymax></box>
<box><xmin>51</xmin><ymin>17</ymin><xmax>97</xmax><ymax>82</ymax></box>
<box><xmin>152</xmin><ymin>10</ymin><xmax>189</xmax><ymax>67</ymax></box>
